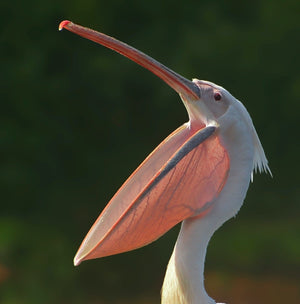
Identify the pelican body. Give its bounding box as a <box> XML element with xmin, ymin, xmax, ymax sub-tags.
<box><xmin>59</xmin><ymin>21</ymin><xmax>270</xmax><ymax>304</ymax></box>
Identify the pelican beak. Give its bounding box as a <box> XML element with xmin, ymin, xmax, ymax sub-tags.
<box><xmin>59</xmin><ymin>21</ymin><xmax>229</xmax><ymax>266</ymax></box>
<box><xmin>59</xmin><ymin>21</ymin><xmax>200</xmax><ymax>102</ymax></box>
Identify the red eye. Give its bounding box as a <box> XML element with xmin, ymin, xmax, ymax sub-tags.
<box><xmin>214</xmin><ymin>92</ymin><xmax>222</xmax><ymax>101</ymax></box>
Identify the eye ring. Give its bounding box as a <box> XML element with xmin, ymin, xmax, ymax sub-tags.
<box><xmin>214</xmin><ymin>92</ymin><xmax>222</xmax><ymax>101</ymax></box>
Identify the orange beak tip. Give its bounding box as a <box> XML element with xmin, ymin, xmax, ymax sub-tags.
<box><xmin>59</xmin><ymin>20</ymin><xmax>71</xmax><ymax>31</ymax></box>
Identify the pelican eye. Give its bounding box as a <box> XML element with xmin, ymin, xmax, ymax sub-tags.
<box><xmin>214</xmin><ymin>92</ymin><xmax>222</xmax><ymax>101</ymax></box>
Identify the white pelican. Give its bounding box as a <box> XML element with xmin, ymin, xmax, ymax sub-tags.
<box><xmin>59</xmin><ymin>20</ymin><xmax>271</xmax><ymax>304</ymax></box>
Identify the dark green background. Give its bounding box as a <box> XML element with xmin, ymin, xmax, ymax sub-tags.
<box><xmin>1</xmin><ymin>0</ymin><xmax>299</xmax><ymax>303</ymax></box>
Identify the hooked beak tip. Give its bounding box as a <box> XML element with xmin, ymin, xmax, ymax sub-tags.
<box><xmin>59</xmin><ymin>20</ymin><xmax>71</xmax><ymax>31</ymax></box>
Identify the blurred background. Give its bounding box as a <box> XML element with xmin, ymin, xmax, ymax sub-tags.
<box><xmin>1</xmin><ymin>0</ymin><xmax>299</xmax><ymax>303</ymax></box>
